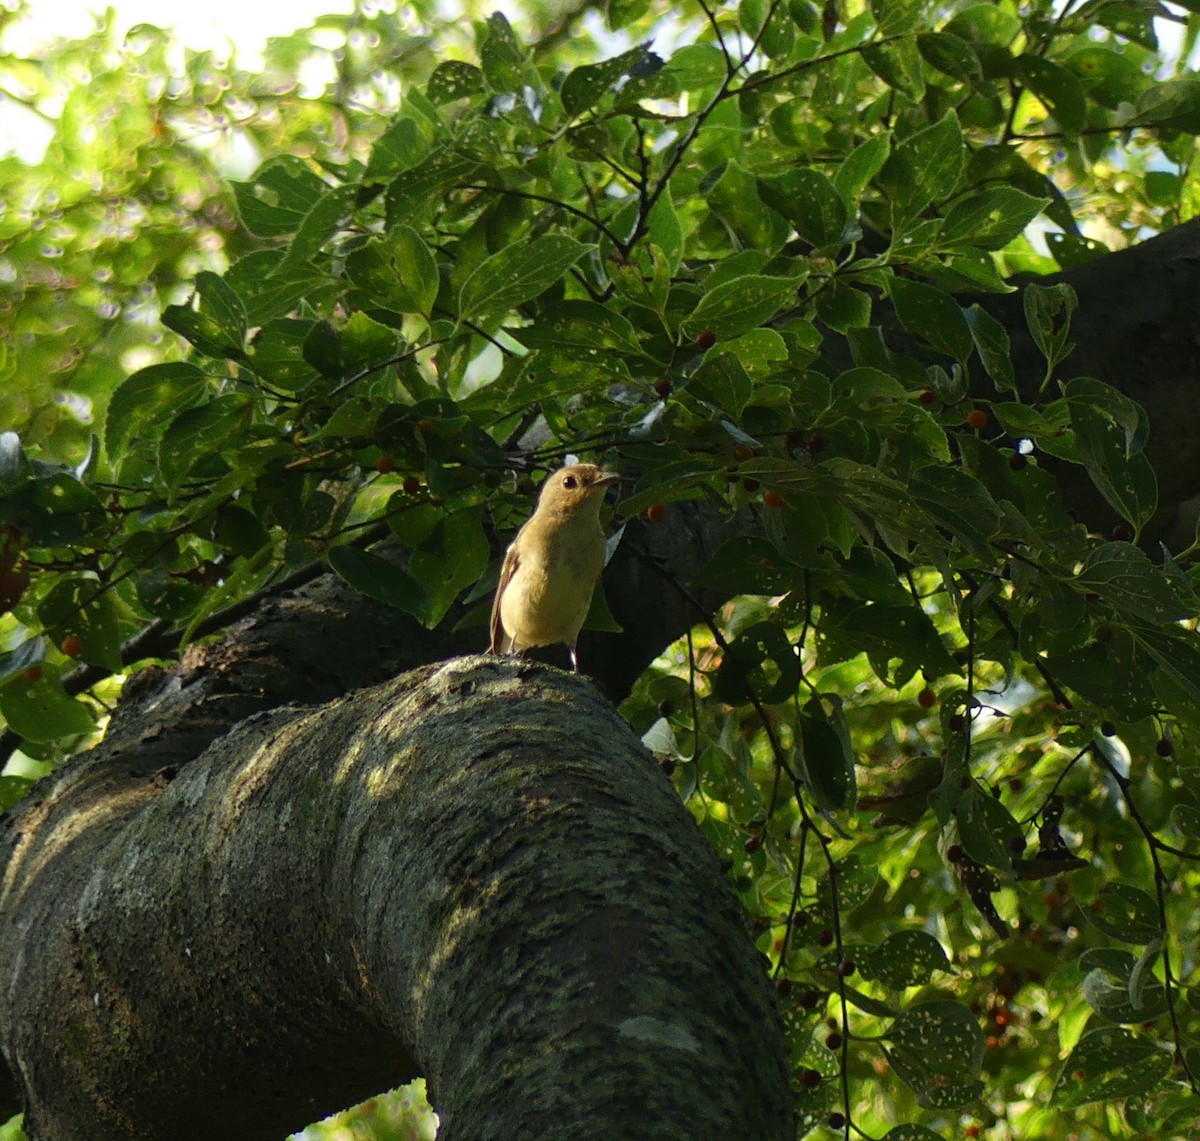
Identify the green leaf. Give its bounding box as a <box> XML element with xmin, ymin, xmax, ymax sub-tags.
<box><xmin>458</xmin><ymin>235</ymin><xmax>592</xmax><ymax>323</ymax></box>
<box><xmin>272</xmin><ymin>184</ymin><xmax>357</xmax><ymax>275</ymax></box>
<box><xmin>883</xmin><ymin>1128</ymin><xmax>947</xmax><ymax>1141</ymax></box>
<box><xmin>815</xmin><ymin>279</ymin><xmax>872</xmax><ymax>331</ymax></box>
<box><xmin>834</xmin><ymin>134</ymin><xmax>890</xmax><ymax>202</ymax></box>
<box><xmin>561</xmin><ymin>44</ymin><xmax>661</xmax><ymax>116</ymax></box>
<box><xmin>427</xmin><ymin>61</ymin><xmax>483</xmax><ymax>104</ymax></box>
<box><xmin>327</xmin><ymin>546</ymin><xmax>424</xmax><ymax>617</ymax></box>
<box><xmin>409</xmin><ymin>506</ymin><xmax>490</xmax><ymax>627</ymax></box>
<box><xmin>692</xmin><ymin>537</ymin><xmax>801</xmax><ymax>595</ymax></box>
<box><xmin>964</xmin><ymin>304</ymin><xmax>1015</xmax><ymax>392</ymax></box>
<box><xmin>157</xmin><ymin>396</ymin><xmax>254</xmax><ymax>495</ymax></box>
<box><xmin>942</xmin><ymin>188</ymin><xmax>1046</xmax><ymax>250</ymax></box>
<box><xmin>681</xmin><ymin>274</ymin><xmax>798</xmax><ymax>340</ymax></box>
<box><xmin>1016</xmin><ymin>55</ymin><xmax>1088</xmax><ymax>138</ymax></box>
<box><xmin>480</xmin><ymin>11</ymin><xmax>525</xmax><ymax>94</ymax></box>
<box><xmin>0</xmin><ymin>637</ymin><xmax>44</xmax><ymax>685</ymax></box>
<box><xmin>0</xmin><ymin>674</ymin><xmax>95</xmax><ymax>742</ymax></box>
<box><xmin>886</xmin><ymin>1001</ymin><xmax>985</xmax><ymax>1109</ymax></box>
<box><xmin>386</xmin><ymin>144</ymin><xmax>482</xmax><ymax>227</ymax></box>
<box><xmin>161</xmin><ymin>271</ymin><xmax>249</xmax><ymax>360</ymax></box>
<box><xmin>1084</xmin><ymin>881</ymin><xmax>1161</xmax><ymax>944</ymax></box>
<box><xmin>955</xmin><ymin>785</ymin><xmax>1024</xmax><ymax>874</ymax></box>
<box><xmin>347</xmin><ymin>226</ymin><xmax>441</xmax><ymax>319</ymax></box>
<box><xmin>687</xmin><ymin>353</ymin><xmax>754</xmax><ymax>417</ymax></box>
<box><xmin>365</xmin><ymin>117</ymin><xmax>428</xmax><ymax>180</ymax></box>
<box><xmin>1051</xmin><ymin>1026</ymin><xmax>1170</xmax><ymax>1106</ymax></box>
<box><xmin>714</xmin><ymin>621</ymin><xmax>801</xmax><ymax>705</ymax></box>
<box><xmin>878</xmin><ymin>111</ymin><xmax>965</xmax><ymax>219</ymax></box>
<box><xmin>231</xmin><ymin>155</ymin><xmax>329</xmax><ymax>238</ymax></box>
<box><xmin>889</xmin><ymin>277</ymin><xmax>973</xmax><ymax>361</ymax></box>
<box><xmin>863</xmin><ymin>38</ymin><xmax>926</xmax><ymax>102</ymax></box>
<box><xmin>871</xmin><ymin>0</ymin><xmax>922</xmax><ymax>36</ymax></box>
<box><xmin>1075</xmin><ymin>543</ymin><xmax>1191</xmax><ymax>624</ymax></box>
<box><xmin>818</xmin><ymin>599</ymin><xmax>958</xmax><ymax>685</ymax></box>
<box><xmin>917</xmin><ymin>32</ymin><xmax>983</xmax><ymax>83</ymax></box>
<box><xmin>798</xmin><ymin>697</ymin><xmax>857</xmax><ymax>812</ymax></box>
<box><xmin>861</xmin><ymin>931</ymin><xmax>952</xmax><ymax>989</ymax></box>
<box><xmin>758</xmin><ymin>169</ymin><xmax>849</xmax><ymax>248</ymax></box>
<box><xmin>105</xmin><ymin>363</ymin><xmax>209</xmax><ymax>458</ymax></box>
<box><xmin>1082</xmin><ymin>962</ymin><xmax>1167</xmax><ymax>1024</ymax></box>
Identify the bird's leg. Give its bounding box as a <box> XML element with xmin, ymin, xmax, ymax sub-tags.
<box><xmin>568</xmin><ymin>646</ymin><xmax>580</xmax><ymax>673</ymax></box>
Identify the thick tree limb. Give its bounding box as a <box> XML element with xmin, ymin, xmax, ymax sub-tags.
<box><xmin>0</xmin><ymin>658</ymin><xmax>791</xmax><ymax>1140</ymax></box>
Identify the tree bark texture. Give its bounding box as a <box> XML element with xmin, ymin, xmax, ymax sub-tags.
<box><xmin>0</xmin><ymin>657</ymin><xmax>792</xmax><ymax>1141</ymax></box>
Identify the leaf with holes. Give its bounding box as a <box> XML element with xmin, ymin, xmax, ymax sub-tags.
<box><xmin>886</xmin><ymin>1001</ymin><xmax>985</xmax><ymax>1109</ymax></box>
<box><xmin>1051</xmin><ymin>1026</ymin><xmax>1170</xmax><ymax>1106</ymax></box>
<box><xmin>861</xmin><ymin>932</ymin><xmax>952</xmax><ymax>989</ymax></box>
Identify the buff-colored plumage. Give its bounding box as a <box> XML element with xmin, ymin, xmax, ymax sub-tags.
<box><xmin>489</xmin><ymin>464</ymin><xmax>620</xmax><ymax>671</ymax></box>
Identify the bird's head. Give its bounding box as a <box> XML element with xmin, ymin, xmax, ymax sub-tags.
<box><xmin>536</xmin><ymin>464</ymin><xmax>621</xmax><ymax>517</ymax></box>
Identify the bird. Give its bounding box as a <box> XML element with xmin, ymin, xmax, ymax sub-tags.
<box><xmin>489</xmin><ymin>463</ymin><xmax>620</xmax><ymax>672</ymax></box>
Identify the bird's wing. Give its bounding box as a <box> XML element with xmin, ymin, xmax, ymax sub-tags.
<box><xmin>489</xmin><ymin>542</ymin><xmax>521</xmax><ymax>653</ymax></box>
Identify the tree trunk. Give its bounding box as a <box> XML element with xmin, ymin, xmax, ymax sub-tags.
<box><xmin>0</xmin><ymin>658</ymin><xmax>792</xmax><ymax>1141</ymax></box>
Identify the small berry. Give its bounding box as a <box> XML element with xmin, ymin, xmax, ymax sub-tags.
<box><xmin>947</xmin><ymin>844</ymin><xmax>964</xmax><ymax>863</ymax></box>
<box><xmin>966</xmin><ymin>408</ymin><xmax>989</xmax><ymax>430</ymax></box>
<box><xmin>948</xmin><ymin>712</ymin><xmax>966</xmax><ymax>732</ymax></box>
<box><xmin>827</xmin><ymin>1113</ymin><xmax>846</xmax><ymax>1130</ymax></box>
<box><xmin>645</xmin><ymin>503</ymin><xmax>668</xmax><ymax>524</ymax></box>
<box><xmin>653</xmin><ymin>377</ymin><xmax>672</xmax><ymax>398</ymax></box>
<box><xmin>763</xmin><ymin>490</ymin><xmax>785</xmax><ymax>509</ymax></box>
<box><xmin>1156</xmin><ymin>737</ymin><xmax>1174</xmax><ymax>758</ymax></box>
<box><xmin>742</xmin><ymin>477</ymin><xmax>761</xmax><ymax>493</ymax></box>
<box><xmin>418</xmin><ymin>418</ymin><xmax>436</xmax><ymax>436</ymax></box>
<box><xmin>807</xmin><ymin>434</ymin><xmax>827</xmax><ymax>453</ymax></box>
<box><xmin>61</xmin><ymin>634</ymin><xmax>83</xmax><ymax>659</ymax></box>
<box><xmin>917</xmin><ymin>686</ymin><xmax>937</xmax><ymax>709</ymax></box>
<box><xmin>801</xmin><ymin>1068</ymin><xmax>822</xmax><ymax>1089</ymax></box>
<box><xmin>658</xmin><ymin>699</ymin><xmax>676</xmax><ymax>718</ymax></box>
<box><xmin>826</xmin><ymin>1031</ymin><xmax>843</xmax><ymax>1050</ymax></box>
<box><xmin>817</xmin><ymin>928</ymin><xmax>834</xmax><ymax>947</ymax></box>
<box><xmin>744</xmin><ymin>834</ymin><xmax>762</xmax><ymax>854</ymax></box>
<box><xmin>775</xmin><ymin>977</ymin><xmax>793</xmax><ymax>997</ymax></box>
<box><xmin>732</xmin><ymin>445</ymin><xmax>756</xmax><ymax>461</ymax></box>
<box><xmin>1100</xmin><ymin>720</ymin><xmax>1117</xmax><ymax>737</ymax></box>
<box><xmin>1009</xmin><ymin>452</ymin><xmax>1028</xmax><ymax>470</ymax></box>
<box><xmin>402</xmin><ymin>475</ymin><xmax>421</xmax><ymax>495</ymax></box>
<box><xmin>696</xmin><ymin>330</ymin><xmax>717</xmax><ymax>349</ymax></box>
<box><xmin>1009</xmin><ymin>834</ymin><xmax>1026</xmax><ymax>854</ymax></box>
<box><xmin>836</xmin><ymin>958</ymin><xmax>855</xmax><ymax>978</ymax></box>
<box><xmin>1111</xmin><ymin>523</ymin><xmax>1134</xmax><ymax>542</ymax></box>
<box><xmin>658</xmin><ymin>757</ymin><xmax>676</xmax><ymax>776</ymax></box>
<box><xmin>918</xmin><ymin>387</ymin><xmax>937</xmax><ymax>405</ymax></box>
<box><xmin>375</xmin><ymin>455</ymin><xmax>396</xmax><ymax>474</ymax></box>
<box><xmin>22</xmin><ymin>666</ymin><xmax>43</xmax><ymax>683</ymax></box>
<box><xmin>798</xmin><ymin>988</ymin><xmax>821</xmax><ymax>1009</ymax></box>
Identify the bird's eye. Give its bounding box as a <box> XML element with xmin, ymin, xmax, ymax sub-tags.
<box><xmin>562</xmin><ymin>475</ymin><xmax>577</xmax><ymax>489</ymax></box>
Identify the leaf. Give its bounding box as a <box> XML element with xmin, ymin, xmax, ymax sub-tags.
<box><xmin>871</xmin><ymin>0</ymin><xmax>923</xmax><ymax>36</ymax></box>
<box><xmin>1075</xmin><ymin>543</ymin><xmax>1190</xmax><ymax>624</ymax></box>
<box><xmin>817</xmin><ymin>599</ymin><xmax>958</xmax><ymax>685</ymax></box>
<box><xmin>942</xmin><ymin>188</ymin><xmax>1046</xmax><ymax>250</ymax></box>
<box><xmin>105</xmin><ymin>363</ymin><xmax>209</xmax><ymax>458</ymax></box>
<box><xmin>157</xmin><ymin>396</ymin><xmax>254</xmax><ymax>496</ymax></box>
<box><xmin>883</xmin><ymin>1128</ymin><xmax>947</xmax><ymax>1141</ymax></box>
<box><xmin>272</xmin><ymin>184</ymin><xmax>357</xmax><ymax>275</ymax></box>
<box><xmin>798</xmin><ymin>697</ymin><xmax>857</xmax><ymax>812</ymax></box>
<box><xmin>327</xmin><ymin>546</ymin><xmax>424</xmax><ymax>617</ymax></box>
<box><xmin>161</xmin><ymin>271</ymin><xmax>249</xmax><ymax>360</ymax></box>
<box><xmin>878</xmin><ymin>111</ymin><xmax>965</xmax><ymax>219</ymax></box>
<box><xmin>687</xmin><ymin>353</ymin><xmax>754</xmax><ymax>417</ymax></box>
<box><xmin>681</xmin><ymin>274</ymin><xmax>798</xmax><ymax>340</ymax></box>
<box><xmin>917</xmin><ymin>32</ymin><xmax>983</xmax><ymax>83</ymax></box>
<box><xmin>427</xmin><ymin>61</ymin><xmax>483</xmax><ymax>104</ymax></box>
<box><xmin>714</xmin><ymin>621</ymin><xmax>801</xmax><ymax>705</ymax></box>
<box><xmin>231</xmin><ymin>155</ymin><xmax>329</xmax><ymax>238</ymax></box>
<box><xmin>955</xmin><ymin>785</ymin><xmax>1024</xmax><ymax>874</ymax></box>
<box><xmin>0</xmin><ymin>674</ymin><xmax>95</xmax><ymax>742</ymax></box>
<box><xmin>863</xmin><ymin>38</ymin><xmax>926</xmax><ymax>102</ymax></box>
<box><xmin>1023</xmin><ymin>281</ymin><xmax>1077</xmax><ymax>370</ymax></box>
<box><xmin>886</xmin><ymin>1001</ymin><xmax>985</xmax><ymax>1109</ymax></box>
<box><xmin>964</xmin><ymin>304</ymin><xmax>1015</xmax><ymax>392</ymax></box>
<box><xmin>834</xmin><ymin>134</ymin><xmax>890</xmax><ymax>202</ymax></box>
<box><xmin>409</xmin><ymin>506</ymin><xmax>490</xmax><ymax>627</ymax></box>
<box><xmin>861</xmin><ymin>931</ymin><xmax>952</xmax><ymax>989</ymax></box>
<box><xmin>561</xmin><ymin>44</ymin><xmax>661</xmax><ymax>116</ymax></box>
<box><xmin>758</xmin><ymin>169</ymin><xmax>849</xmax><ymax>248</ymax></box>
<box><xmin>1068</xmin><ymin>402</ymin><xmax>1158</xmax><ymax>530</ymax></box>
<box><xmin>1016</xmin><ymin>55</ymin><xmax>1087</xmax><ymax>138</ymax></box>
<box><xmin>1084</xmin><ymin>881</ymin><xmax>1161</xmax><ymax>944</ymax></box>
<box><xmin>386</xmin><ymin>144</ymin><xmax>482</xmax><ymax>226</ymax></box>
<box><xmin>889</xmin><ymin>277</ymin><xmax>973</xmax><ymax>361</ymax></box>
<box><xmin>458</xmin><ymin>235</ymin><xmax>593</xmax><ymax>322</ymax></box>
<box><xmin>1051</xmin><ymin>1026</ymin><xmax>1170</xmax><ymax>1106</ymax></box>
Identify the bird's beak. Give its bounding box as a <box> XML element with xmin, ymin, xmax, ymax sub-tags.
<box><xmin>594</xmin><ymin>472</ymin><xmax>622</xmax><ymax>488</ymax></box>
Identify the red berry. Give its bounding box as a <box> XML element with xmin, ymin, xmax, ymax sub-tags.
<box><xmin>402</xmin><ymin>475</ymin><xmax>421</xmax><ymax>495</ymax></box>
<box><xmin>917</xmin><ymin>686</ymin><xmax>937</xmax><ymax>709</ymax></box>
<box><xmin>836</xmin><ymin>958</ymin><xmax>855</xmax><ymax>978</ymax></box>
<box><xmin>1100</xmin><ymin>720</ymin><xmax>1117</xmax><ymax>737</ymax></box>
<box><xmin>763</xmin><ymin>490</ymin><xmax>785</xmax><ymax>509</ymax></box>
<box><xmin>418</xmin><ymin>418</ymin><xmax>435</xmax><ymax>436</ymax></box>
<box><xmin>744</xmin><ymin>834</ymin><xmax>762</xmax><ymax>854</ymax></box>
<box><xmin>653</xmin><ymin>377</ymin><xmax>672</xmax><ymax>398</ymax></box>
<box><xmin>801</xmin><ymin>1068</ymin><xmax>822</xmax><ymax>1088</ymax></box>
<box><xmin>775</xmin><ymin>977</ymin><xmax>793</xmax><ymax>997</ymax></box>
<box><xmin>696</xmin><ymin>330</ymin><xmax>717</xmax><ymax>349</ymax></box>
<box><xmin>645</xmin><ymin>503</ymin><xmax>668</xmax><ymax>524</ymax></box>
<box><xmin>1111</xmin><ymin>523</ymin><xmax>1134</xmax><ymax>542</ymax></box>
<box><xmin>21</xmin><ymin>666</ymin><xmax>43</xmax><ymax>683</ymax></box>
<box><xmin>375</xmin><ymin>455</ymin><xmax>396</xmax><ymax>474</ymax></box>
<box><xmin>817</xmin><ymin>928</ymin><xmax>834</xmax><ymax>946</ymax></box>
<box><xmin>1009</xmin><ymin>453</ymin><xmax>1028</xmax><ymax>470</ymax></box>
<box><xmin>966</xmin><ymin>408</ymin><xmax>989</xmax><ymax>430</ymax></box>
<box><xmin>60</xmin><ymin>634</ymin><xmax>83</xmax><ymax>659</ymax></box>
<box><xmin>1156</xmin><ymin>737</ymin><xmax>1174</xmax><ymax>758</ymax></box>
<box><xmin>918</xmin><ymin>387</ymin><xmax>937</xmax><ymax>405</ymax></box>
<box><xmin>798</xmin><ymin>988</ymin><xmax>821</xmax><ymax>1008</ymax></box>
<box><xmin>827</xmin><ymin>1113</ymin><xmax>846</xmax><ymax>1130</ymax></box>
<box><xmin>826</xmin><ymin>1031</ymin><xmax>843</xmax><ymax>1050</ymax></box>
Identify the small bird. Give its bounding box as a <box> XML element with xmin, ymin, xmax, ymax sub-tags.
<box><xmin>489</xmin><ymin>464</ymin><xmax>620</xmax><ymax>672</ymax></box>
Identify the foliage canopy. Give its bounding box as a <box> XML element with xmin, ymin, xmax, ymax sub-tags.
<box><xmin>4</xmin><ymin>0</ymin><xmax>1200</xmax><ymax>1137</ymax></box>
